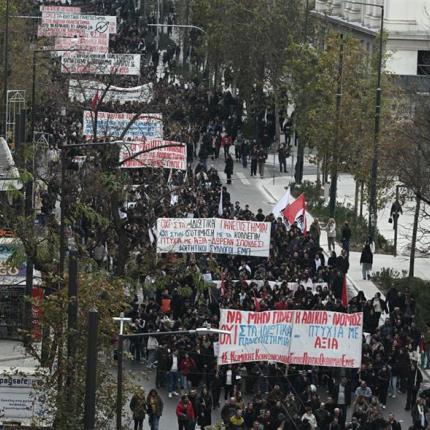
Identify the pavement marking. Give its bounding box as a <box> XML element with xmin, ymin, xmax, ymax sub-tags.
<box><xmin>236</xmin><ymin>171</ymin><xmax>251</xmax><ymax>185</ymax></box>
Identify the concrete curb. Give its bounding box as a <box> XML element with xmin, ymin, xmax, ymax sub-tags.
<box><xmin>0</xmin><ymin>355</ymin><xmax>27</xmax><ymax>363</ymax></box>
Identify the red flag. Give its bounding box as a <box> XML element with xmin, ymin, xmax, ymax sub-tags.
<box><xmin>341</xmin><ymin>275</ymin><xmax>348</xmax><ymax>308</ymax></box>
<box><xmin>282</xmin><ymin>193</ymin><xmax>307</xmax><ymax>233</ymax></box>
<box><xmin>91</xmin><ymin>90</ymin><xmax>100</xmax><ymax>110</ymax></box>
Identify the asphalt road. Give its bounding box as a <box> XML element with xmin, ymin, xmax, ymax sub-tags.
<box><xmin>120</xmin><ymin>153</ymin><xmax>415</xmax><ymax>429</ymax></box>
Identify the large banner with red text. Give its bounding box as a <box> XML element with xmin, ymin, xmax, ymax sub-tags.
<box><xmin>120</xmin><ymin>140</ymin><xmax>186</xmax><ymax>170</ymax></box>
<box><xmin>156</xmin><ymin>218</ymin><xmax>271</xmax><ymax>257</ymax></box>
<box><xmin>218</xmin><ymin>309</ymin><xmax>363</xmax><ymax>368</ymax></box>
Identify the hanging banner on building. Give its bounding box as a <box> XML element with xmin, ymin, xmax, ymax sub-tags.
<box><xmin>218</xmin><ymin>309</ymin><xmax>363</xmax><ymax>368</ymax></box>
<box><xmin>120</xmin><ymin>140</ymin><xmax>186</xmax><ymax>170</ymax></box>
<box><xmin>83</xmin><ymin>111</ymin><xmax>163</xmax><ymax>140</ymax></box>
<box><xmin>61</xmin><ymin>52</ymin><xmax>141</xmax><ymax>76</ymax></box>
<box><xmin>55</xmin><ymin>34</ymin><xmax>109</xmax><ymax>53</ymax></box>
<box><xmin>156</xmin><ymin>218</ymin><xmax>271</xmax><ymax>257</ymax></box>
<box><xmin>40</xmin><ymin>5</ymin><xmax>81</xmax><ymax>13</ymax></box>
<box><xmin>38</xmin><ymin>12</ymin><xmax>117</xmax><ymax>38</ymax></box>
<box><xmin>69</xmin><ymin>80</ymin><xmax>153</xmax><ymax>104</ymax></box>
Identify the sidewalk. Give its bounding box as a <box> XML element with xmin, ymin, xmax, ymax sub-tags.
<box><xmin>0</xmin><ymin>339</ymin><xmax>38</xmax><ymax>366</ymax></box>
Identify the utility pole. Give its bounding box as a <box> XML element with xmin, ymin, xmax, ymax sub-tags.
<box><xmin>409</xmin><ymin>195</ymin><xmax>421</xmax><ymax>278</ymax></box>
<box><xmin>294</xmin><ymin>0</ymin><xmax>310</xmax><ymax>185</ymax></box>
<box><xmin>329</xmin><ymin>33</ymin><xmax>344</xmax><ymax>217</ymax></box>
<box><xmin>2</xmin><ymin>0</ymin><xmax>10</xmax><ymax>137</ymax></box>
<box><xmin>84</xmin><ymin>309</ymin><xmax>98</xmax><ymax>430</ymax></box>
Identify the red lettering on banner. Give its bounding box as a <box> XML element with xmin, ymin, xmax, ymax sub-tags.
<box><xmin>247</xmin><ymin>312</ymin><xmax>270</xmax><ymax>324</ymax></box>
<box><xmin>314</xmin><ymin>337</ymin><xmax>339</xmax><ymax>350</ymax></box>
<box><xmin>226</xmin><ymin>310</ymin><xmax>242</xmax><ymax>324</ymax></box>
<box><xmin>332</xmin><ymin>312</ymin><xmax>362</xmax><ymax>326</ymax></box>
<box><xmin>301</xmin><ymin>311</ymin><xmax>328</xmax><ymax>325</ymax></box>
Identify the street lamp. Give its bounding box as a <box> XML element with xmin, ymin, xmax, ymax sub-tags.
<box><xmin>113</xmin><ymin>312</ymin><xmax>230</xmax><ymax>430</ymax></box>
<box><xmin>345</xmin><ymin>1</ymin><xmax>384</xmax><ymax>241</ymax></box>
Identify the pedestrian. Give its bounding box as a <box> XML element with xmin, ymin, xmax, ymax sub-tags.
<box><xmin>222</xmin><ymin>364</ymin><xmax>237</xmax><ymax>400</ymax></box>
<box><xmin>176</xmin><ymin>394</ymin><xmax>196</xmax><ymax>430</ymax></box>
<box><xmin>130</xmin><ymin>388</ymin><xmax>148</xmax><ymax>430</ymax></box>
<box><xmin>214</xmin><ymin>131</ymin><xmax>222</xmax><ymax>159</ymax></box>
<box><xmin>229</xmin><ymin>408</ymin><xmax>245</xmax><ymax>429</ymax></box>
<box><xmin>196</xmin><ymin>386</ymin><xmax>212</xmax><ymax>428</ymax></box>
<box><xmin>167</xmin><ymin>348</ymin><xmax>180</xmax><ymax>398</ymax></box>
<box><xmin>278</xmin><ymin>143</ymin><xmax>288</xmax><ymax>173</ymax></box>
<box><xmin>241</xmin><ymin>138</ymin><xmax>249</xmax><ymax>168</ymax></box>
<box><xmin>326</xmin><ymin>218</ymin><xmax>336</xmax><ymax>251</ymax></box>
<box><xmin>179</xmin><ymin>353</ymin><xmax>196</xmax><ymax>391</ymax></box>
<box><xmin>256</xmin><ymin>146</ymin><xmax>266</xmax><ymax>178</ymax></box>
<box><xmin>225</xmin><ymin>154</ymin><xmax>234</xmax><ymax>185</ymax></box>
<box><xmin>405</xmin><ymin>362</ymin><xmax>423</xmax><ymax>411</ymax></box>
<box><xmin>411</xmin><ymin>398</ymin><xmax>428</xmax><ymax>429</ymax></box>
<box><xmin>309</xmin><ymin>218</ymin><xmax>321</xmax><ymax>246</ymax></box>
<box><xmin>147</xmin><ymin>389</ymin><xmax>164</xmax><ymax>430</ymax></box>
<box><xmin>222</xmin><ymin>133</ymin><xmax>232</xmax><ymax>159</ymax></box>
<box><xmin>360</xmin><ymin>241</ymin><xmax>373</xmax><ymax>280</ymax></box>
<box><xmin>341</xmin><ymin>221</ymin><xmax>352</xmax><ymax>255</ymax></box>
<box><xmin>250</xmin><ymin>145</ymin><xmax>258</xmax><ymax>176</ymax></box>
<box><xmin>235</xmin><ymin>131</ymin><xmax>243</xmax><ymax>161</ymax></box>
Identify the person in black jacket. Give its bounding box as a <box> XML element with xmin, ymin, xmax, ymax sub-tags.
<box><xmin>330</xmin><ymin>377</ymin><xmax>352</xmax><ymax>429</ymax></box>
<box><xmin>360</xmin><ymin>242</ymin><xmax>373</xmax><ymax>280</ymax></box>
<box><xmin>406</xmin><ymin>362</ymin><xmax>423</xmax><ymax>411</ymax></box>
<box><xmin>341</xmin><ymin>222</ymin><xmax>352</xmax><ymax>255</ymax></box>
<box><xmin>387</xmin><ymin>413</ymin><xmax>402</xmax><ymax>430</ymax></box>
<box><xmin>224</xmin><ymin>154</ymin><xmax>234</xmax><ymax>184</ymax></box>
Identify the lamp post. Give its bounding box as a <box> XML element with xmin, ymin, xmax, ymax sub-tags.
<box><xmin>112</xmin><ymin>315</ymin><xmax>230</xmax><ymax>430</ymax></box>
<box><xmin>2</xmin><ymin>0</ymin><xmax>10</xmax><ymax>137</ymax></box>
<box><xmin>346</xmin><ymin>1</ymin><xmax>384</xmax><ymax>241</ymax></box>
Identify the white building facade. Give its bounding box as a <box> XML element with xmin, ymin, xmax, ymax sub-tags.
<box><xmin>314</xmin><ymin>0</ymin><xmax>430</xmax><ymax>76</ymax></box>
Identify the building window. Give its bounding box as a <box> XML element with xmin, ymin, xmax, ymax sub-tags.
<box><xmin>417</xmin><ymin>51</ymin><xmax>430</xmax><ymax>75</ymax></box>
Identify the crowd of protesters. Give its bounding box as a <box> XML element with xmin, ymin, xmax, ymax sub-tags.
<box><xmin>116</xmin><ymin>164</ymin><xmax>430</xmax><ymax>430</ymax></box>
<box><xmin>32</xmin><ymin>2</ymin><xmax>430</xmax><ymax>430</ymax></box>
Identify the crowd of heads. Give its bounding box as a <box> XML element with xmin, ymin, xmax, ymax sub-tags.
<box><xmin>33</xmin><ymin>2</ymin><xmax>430</xmax><ymax>430</ymax></box>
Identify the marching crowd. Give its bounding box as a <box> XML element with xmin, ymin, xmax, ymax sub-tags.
<box><xmin>32</xmin><ymin>2</ymin><xmax>430</xmax><ymax>430</ymax></box>
<box><xmin>121</xmin><ymin>165</ymin><xmax>430</xmax><ymax>430</ymax></box>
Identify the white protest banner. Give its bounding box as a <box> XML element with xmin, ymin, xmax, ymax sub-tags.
<box><xmin>218</xmin><ymin>309</ymin><xmax>363</xmax><ymax>368</ymax></box>
<box><xmin>83</xmin><ymin>111</ymin><xmax>163</xmax><ymax>140</ymax></box>
<box><xmin>61</xmin><ymin>53</ymin><xmax>141</xmax><ymax>76</ymax></box>
<box><xmin>69</xmin><ymin>80</ymin><xmax>153</xmax><ymax>104</ymax></box>
<box><xmin>120</xmin><ymin>140</ymin><xmax>187</xmax><ymax>170</ymax></box>
<box><xmin>212</xmin><ymin>280</ymin><xmax>328</xmax><ymax>293</ymax></box>
<box><xmin>156</xmin><ymin>218</ymin><xmax>271</xmax><ymax>257</ymax></box>
<box><xmin>40</xmin><ymin>5</ymin><xmax>81</xmax><ymax>13</ymax></box>
<box><xmin>38</xmin><ymin>12</ymin><xmax>117</xmax><ymax>38</ymax></box>
<box><xmin>55</xmin><ymin>34</ymin><xmax>109</xmax><ymax>53</ymax></box>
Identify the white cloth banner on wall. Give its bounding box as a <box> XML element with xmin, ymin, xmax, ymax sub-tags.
<box><xmin>55</xmin><ymin>34</ymin><xmax>109</xmax><ymax>53</ymax></box>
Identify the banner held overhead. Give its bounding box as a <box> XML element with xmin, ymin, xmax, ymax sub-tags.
<box><xmin>120</xmin><ymin>140</ymin><xmax>187</xmax><ymax>170</ymax></box>
<box><xmin>156</xmin><ymin>218</ymin><xmax>271</xmax><ymax>257</ymax></box>
<box><xmin>83</xmin><ymin>111</ymin><xmax>163</xmax><ymax>141</ymax></box>
<box><xmin>218</xmin><ymin>309</ymin><xmax>363</xmax><ymax>368</ymax></box>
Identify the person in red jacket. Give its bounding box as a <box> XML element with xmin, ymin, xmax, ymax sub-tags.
<box><xmin>176</xmin><ymin>394</ymin><xmax>196</xmax><ymax>430</ymax></box>
<box><xmin>179</xmin><ymin>353</ymin><xmax>196</xmax><ymax>391</ymax></box>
